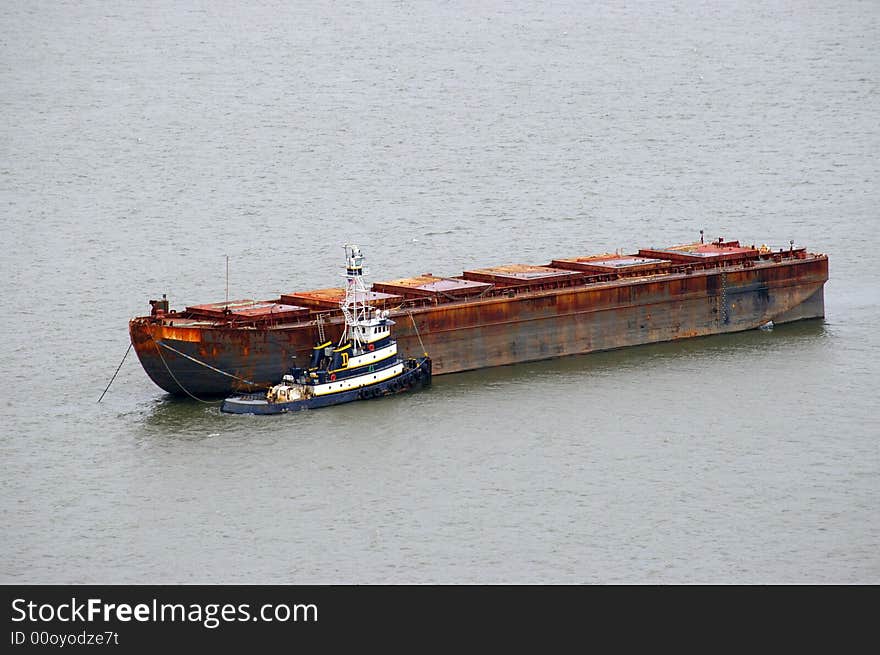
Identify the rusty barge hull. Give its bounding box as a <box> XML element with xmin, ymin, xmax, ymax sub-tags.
<box><xmin>129</xmin><ymin>242</ymin><xmax>828</xmax><ymax>396</ymax></box>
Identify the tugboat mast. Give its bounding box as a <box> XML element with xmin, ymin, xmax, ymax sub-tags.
<box><xmin>339</xmin><ymin>244</ymin><xmax>370</xmax><ymax>348</ymax></box>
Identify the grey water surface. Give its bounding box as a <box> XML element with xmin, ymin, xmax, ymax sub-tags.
<box><xmin>1</xmin><ymin>1</ymin><xmax>878</xmax><ymax>583</ymax></box>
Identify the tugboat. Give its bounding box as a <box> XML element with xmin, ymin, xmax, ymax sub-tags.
<box><xmin>221</xmin><ymin>245</ymin><xmax>432</xmax><ymax>415</ymax></box>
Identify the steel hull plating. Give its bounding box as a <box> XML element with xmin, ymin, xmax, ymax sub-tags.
<box><xmin>130</xmin><ymin>255</ymin><xmax>827</xmax><ymax>396</ymax></box>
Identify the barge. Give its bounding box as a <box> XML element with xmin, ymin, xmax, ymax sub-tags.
<box><xmin>129</xmin><ymin>236</ymin><xmax>828</xmax><ymax>397</ymax></box>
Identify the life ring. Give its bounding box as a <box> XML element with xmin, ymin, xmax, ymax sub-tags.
<box><xmin>368</xmin><ymin>343</ymin><xmax>375</xmax><ymax>351</ymax></box>
<box><xmin>330</xmin><ymin>373</ymin><xmax>336</xmax><ymax>382</ymax></box>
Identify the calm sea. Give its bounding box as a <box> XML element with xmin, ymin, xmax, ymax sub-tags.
<box><xmin>1</xmin><ymin>1</ymin><xmax>877</xmax><ymax>583</ymax></box>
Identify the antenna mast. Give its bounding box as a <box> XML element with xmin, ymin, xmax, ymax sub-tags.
<box><xmin>339</xmin><ymin>244</ymin><xmax>370</xmax><ymax>347</ymax></box>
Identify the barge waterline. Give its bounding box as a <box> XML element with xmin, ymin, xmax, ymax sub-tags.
<box><xmin>129</xmin><ymin>239</ymin><xmax>828</xmax><ymax>396</ymax></box>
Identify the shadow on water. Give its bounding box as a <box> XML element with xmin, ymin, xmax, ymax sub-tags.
<box><xmin>137</xmin><ymin>395</ymin><xmax>229</xmax><ymax>439</ymax></box>
<box><xmin>135</xmin><ymin>389</ymin><xmax>367</xmax><ymax>437</ymax></box>
<box><xmin>434</xmin><ymin>319</ymin><xmax>830</xmax><ymax>391</ymax></box>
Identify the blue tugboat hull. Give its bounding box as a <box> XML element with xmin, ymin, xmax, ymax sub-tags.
<box><xmin>220</xmin><ymin>357</ymin><xmax>431</xmax><ymax>415</ymax></box>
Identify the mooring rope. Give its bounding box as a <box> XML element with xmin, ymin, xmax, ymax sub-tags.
<box><xmin>148</xmin><ymin>332</ymin><xmax>221</xmax><ymax>404</ymax></box>
<box><xmin>408</xmin><ymin>312</ymin><xmax>428</xmax><ymax>357</ymax></box>
<box><xmin>97</xmin><ymin>342</ymin><xmax>132</xmax><ymax>403</ymax></box>
<box><xmin>153</xmin><ymin>339</ymin><xmax>261</xmax><ymax>387</ymax></box>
